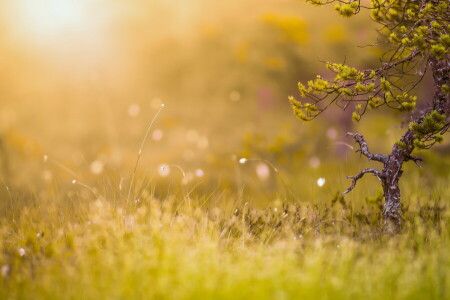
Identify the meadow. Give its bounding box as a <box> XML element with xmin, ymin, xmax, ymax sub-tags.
<box><xmin>1</xmin><ymin>0</ymin><xmax>449</xmax><ymax>299</ymax></box>
<box><xmin>0</xmin><ymin>155</ymin><xmax>449</xmax><ymax>299</ymax></box>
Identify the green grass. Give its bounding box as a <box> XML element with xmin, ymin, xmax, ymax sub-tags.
<box><xmin>1</xmin><ymin>0</ymin><xmax>448</xmax><ymax>298</ymax></box>
<box><xmin>1</xmin><ymin>168</ymin><xmax>449</xmax><ymax>299</ymax></box>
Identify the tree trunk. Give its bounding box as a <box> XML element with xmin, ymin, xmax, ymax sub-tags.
<box><xmin>380</xmin><ymin>58</ymin><xmax>449</xmax><ymax>232</ymax></box>
<box><xmin>381</xmin><ymin>144</ymin><xmax>407</xmax><ymax>233</ymax></box>
<box><xmin>381</xmin><ymin>125</ymin><xmax>417</xmax><ymax>232</ymax></box>
<box><xmin>430</xmin><ymin>58</ymin><xmax>450</xmax><ymax>116</ymax></box>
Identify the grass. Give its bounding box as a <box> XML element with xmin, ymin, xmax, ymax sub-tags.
<box><xmin>0</xmin><ymin>166</ymin><xmax>449</xmax><ymax>299</ymax></box>
<box><xmin>1</xmin><ymin>110</ymin><xmax>449</xmax><ymax>299</ymax></box>
<box><xmin>1</xmin><ymin>0</ymin><xmax>448</xmax><ymax>298</ymax></box>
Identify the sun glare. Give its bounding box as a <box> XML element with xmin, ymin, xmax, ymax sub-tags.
<box><xmin>13</xmin><ymin>0</ymin><xmax>90</xmax><ymax>37</ymax></box>
<box><xmin>4</xmin><ymin>0</ymin><xmax>117</xmax><ymax>66</ymax></box>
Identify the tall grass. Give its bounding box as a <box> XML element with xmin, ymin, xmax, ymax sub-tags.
<box><xmin>0</xmin><ymin>170</ymin><xmax>449</xmax><ymax>299</ymax></box>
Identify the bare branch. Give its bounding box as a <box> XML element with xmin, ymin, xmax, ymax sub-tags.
<box><xmin>343</xmin><ymin>168</ymin><xmax>383</xmax><ymax>195</ymax></box>
<box><xmin>347</xmin><ymin>132</ymin><xmax>388</xmax><ymax>163</ymax></box>
<box><xmin>403</xmin><ymin>153</ymin><xmax>423</xmax><ymax>168</ymax></box>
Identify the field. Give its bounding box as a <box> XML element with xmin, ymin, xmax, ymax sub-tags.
<box><xmin>1</xmin><ymin>0</ymin><xmax>449</xmax><ymax>299</ymax></box>
<box><xmin>0</xmin><ymin>158</ymin><xmax>449</xmax><ymax>299</ymax></box>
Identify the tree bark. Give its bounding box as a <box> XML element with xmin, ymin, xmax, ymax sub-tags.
<box><xmin>430</xmin><ymin>58</ymin><xmax>450</xmax><ymax>116</ymax></box>
<box><xmin>381</xmin><ymin>58</ymin><xmax>448</xmax><ymax>232</ymax></box>
<box><xmin>381</xmin><ymin>143</ymin><xmax>407</xmax><ymax>233</ymax></box>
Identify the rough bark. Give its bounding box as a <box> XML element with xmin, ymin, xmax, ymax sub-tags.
<box><xmin>381</xmin><ymin>142</ymin><xmax>408</xmax><ymax>233</ymax></box>
<box><xmin>344</xmin><ymin>57</ymin><xmax>448</xmax><ymax>232</ymax></box>
<box><xmin>380</xmin><ymin>59</ymin><xmax>448</xmax><ymax>232</ymax></box>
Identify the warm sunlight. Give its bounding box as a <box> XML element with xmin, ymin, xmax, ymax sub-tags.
<box><xmin>13</xmin><ymin>0</ymin><xmax>89</xmax><ymax>37</ymax></box>
<box><xmin>2</xmin><ymin>0</ymin><xmax>118</xmax><ymax>71</ymax></box>
<box><xmin>1</xmin><ymin>0</ymin><xmax>448</xmax><ymax>298</ymax></box>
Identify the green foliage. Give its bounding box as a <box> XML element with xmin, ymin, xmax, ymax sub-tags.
<box><xmin>352</xmin><ymin>111</ymin><xmax>361</xmax><ymax>122</ymax></box>
<box><xmin>334</xmin><ymin>2</ymin><xmax>359</xmax><ymax>18</ymax></box>
<box><xmin>409</xmin><ymin>110</ymin><xmax>446</xmax><ymax>149</ymax></box>
<box><xmin>442</xmin><ymin>84</ymin><xmax>450</xmax><ymax>95</ymax></box>
<box><xmin>431</xmin><ymin>44</ymin><xmax>446</xmax><ymax>59</ymax></box>
<box><xmin>395</xmin><ymin>140</ymin><xmax>407</xmax><ymax>150</ymax></box>
<box><xmin>291</xmin><ymin>59</ymin><xmax>419</xmax><ymax>121</ymax></box>
<box><xmin>291</xmin><ymin>0</ymin><xmax>448</xmax><ymax>152</ymax></box>
<box><xmin>371</xmin><ymin>0</ymin><xmax>449</xmax><ymax>57</ymax></box>
<box><xmin>306</xmin><ymin>0</ymin><xmax>324</xmax><ymax>5</ymax></box>
<box><xmin>289</xmin><ymin>95</ymin><xmax>320</xmax><ymax>121</ymax></box>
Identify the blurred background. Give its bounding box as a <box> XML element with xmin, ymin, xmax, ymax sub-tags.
<box><xmin>0</xmin><ymin>0</ymin><xmax>447</xmax><ymax>205</ymax></box>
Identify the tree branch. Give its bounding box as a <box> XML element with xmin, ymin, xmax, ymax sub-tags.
<box><xmin>403</xmin><ymin>153</ymin><xmax>423</xmax><ymax>168</ymax></box>
<box><xmin>347</xmin><ymin>132</ymin><xmax>388</xmax><ymax>163</ymax></box>
<box><xmin>343</xmin><ymin>168</ymin><xmax>383</xmax><ymax>195</ymax></box>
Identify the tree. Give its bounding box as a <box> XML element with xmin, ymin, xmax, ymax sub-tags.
<box><xmin>289</xmin><ymin>0</ymin><xmax>449</xmax><ymax>232</ymax></box>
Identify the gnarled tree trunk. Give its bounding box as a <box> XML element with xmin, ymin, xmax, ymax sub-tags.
<box><xmin>383</xmin><ymin>58</ymin><xmax>448</xmax><ymax>232</ymax></box>
<box><xmin>345</xmin><ymin>58</ymin><xmax>449</xmax><ymax>233</ymax></box>
<box><xmin>380</xmin><ymin>154</ymin><xmax>403</xmax><ymax>232</ymax></box>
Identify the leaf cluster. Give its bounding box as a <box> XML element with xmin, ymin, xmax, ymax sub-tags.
<box><xmin>408</xmin><ymin>110</ymin><xmax>447</xmax><ymax>149</ymax></box>
<box><xmin>290</xmin><ymin>0</ymin><xmax>449</xmax><ymax>130</ymax></box>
